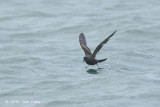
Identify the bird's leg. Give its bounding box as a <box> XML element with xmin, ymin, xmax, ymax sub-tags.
<box><xmin>86</xmin><ymin>65</ymin><xmax>89</xmax><ymax>68</ymax></box>
<box><xmin>97</xmin><ymin>64</ymin><xmax>103</xmax><ymax>69</ymax></box>
<box><xmin>96</xmin><ymin>64</ymin><xmax>100</xmax><ymax>69</ymax></box>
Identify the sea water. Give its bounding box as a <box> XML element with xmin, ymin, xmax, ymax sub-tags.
<box><xmin>0</xmin><ymin>0</ymin><xmax>160</xmax><ymax>107</ymax></box>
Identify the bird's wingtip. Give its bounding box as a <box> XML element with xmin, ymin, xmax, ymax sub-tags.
<box><xmin>79</xmin><ymin>33</ymin><xmax>85</xmax><ymax>37</ymax></box>
<box><xmin>80</xmin><ymin>33</ymin><xmax>84</xmax><ymax>35</ymax></box>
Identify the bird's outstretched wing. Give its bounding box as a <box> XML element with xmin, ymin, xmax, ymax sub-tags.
<box><xmin>79</xmin><ymin>33</ymin><xmax>92</xmax><ymax>56</ymax></box>
<box><xmin>91</xmin><ymin>30</ymin><xmax>117</xmax><ymax>58</ymax></box>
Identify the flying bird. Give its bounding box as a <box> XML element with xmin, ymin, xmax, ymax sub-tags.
<box><xmin>79</xmin><ymin>30</ymin><xmax>116</xmax><ymax>69</ymax></box>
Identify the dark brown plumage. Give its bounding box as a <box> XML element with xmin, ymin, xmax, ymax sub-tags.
<box><xmin>79</xmin><ymin>30</ymin><xmax>116</xmax><ymax>68</ymax></box>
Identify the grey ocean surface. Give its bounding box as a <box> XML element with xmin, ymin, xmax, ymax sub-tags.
<box><xmin>0</xmin><ymin>0</ymin><xmax>160</xmax><ymax>107</ymax></box>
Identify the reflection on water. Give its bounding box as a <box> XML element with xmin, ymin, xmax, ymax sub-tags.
<box><xmin>86</xmin><ymin>69</ymin><xmax>99</xmax><ymax>74</ymax></box>
<box><xmin>86</xmin><ymin>68</ymin><xmax>105</xmax><ymax>74</ymax></box>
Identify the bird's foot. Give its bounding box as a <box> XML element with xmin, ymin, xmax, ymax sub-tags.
<box><xmin>98</xmin><ymin>68</ymin><xmax>103</xmax><ymax>69</ymax></box>
<box><xmin>86</xmin><ymin>65</ymin><xmax>89</xmax><ymax>69</ymax></box>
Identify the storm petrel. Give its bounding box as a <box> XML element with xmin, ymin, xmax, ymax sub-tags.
<box><xmin>79</xmin><ymin>30</ymin><xmax>116</xmax><ymax>68</ymax></box>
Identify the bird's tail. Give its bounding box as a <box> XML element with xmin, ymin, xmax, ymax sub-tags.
<box><xmin>98</xmin><ymin>58</ymin><xmax>107</xmax><ymax>63</ymax></box>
